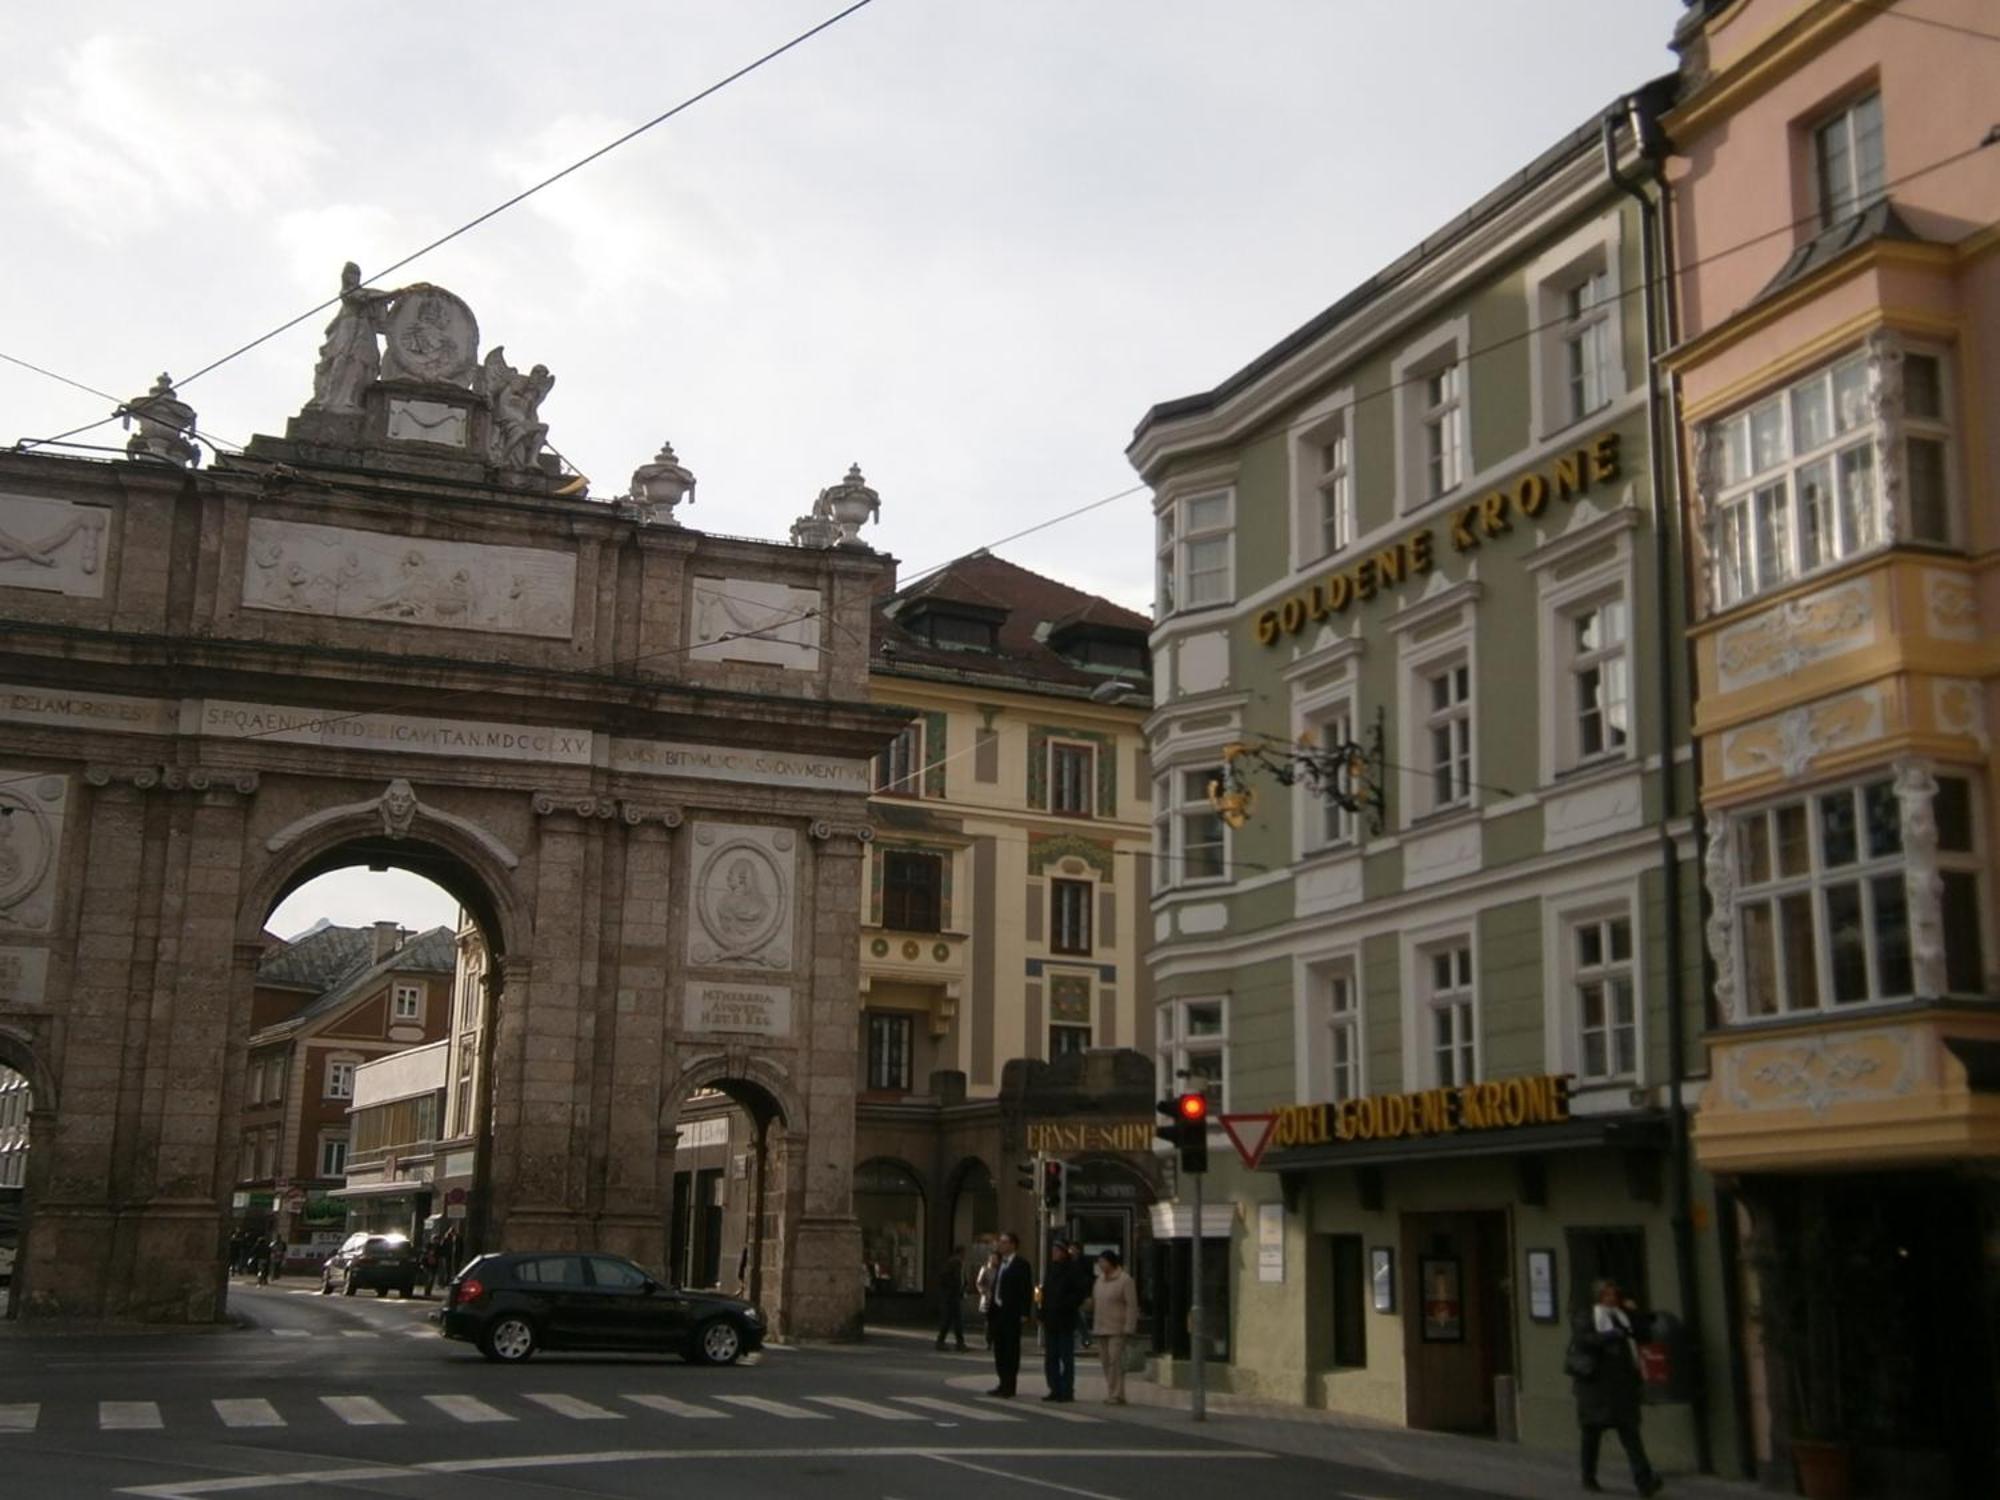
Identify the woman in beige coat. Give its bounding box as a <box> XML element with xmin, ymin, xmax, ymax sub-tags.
<box><xmin>1089</xmin><ymin>1250</ymin><xmax>1140</xmax><ymax>1403</ymax></box>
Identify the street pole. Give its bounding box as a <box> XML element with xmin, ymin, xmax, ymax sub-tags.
<box><xmin>1190</xmin><ymin>1165</ymin><xmax>1205</xmax><ymax>1422</ymax></box>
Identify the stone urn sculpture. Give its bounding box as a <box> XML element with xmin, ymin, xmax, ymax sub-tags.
<box><xmin>817</xmin><ymin>463</ymin><xmax>880</xmax><ymax>548</ymax></box>
<box><xmin>629</xmin><ymin>440</ymin><xmax>695</xmax><ymax>525</ymax></box>
<box><xmin>122</xmin><ymin>373</ymin><xmax>200</xmax><ymax>468</ymax></box>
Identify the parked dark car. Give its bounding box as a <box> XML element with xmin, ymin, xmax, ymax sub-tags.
<box><xmin>319</xmin><ymin>1232</ymin><xmax>419</xmax><ymax>1297</ymax></box>
<box><xmin>434</xmin><ymin>1251</ymin><xmax>765</xmax><ymax>1365</ymax></box>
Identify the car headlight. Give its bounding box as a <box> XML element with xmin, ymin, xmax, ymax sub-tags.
<box><xmin>743</xmin><ymin>1305</ymin><xmax>764</xmax><ymax>1324</ymax></box>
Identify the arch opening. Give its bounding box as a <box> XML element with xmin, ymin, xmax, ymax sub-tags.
<box><xmin>663</xmin><ymin>1072</ymin><xmax>798</xmax><ymax>1332</ymax></box>
<box><xmin>855</xmin><ymin>1157</ymin><xmax>926</xmax><ymax>1298</ymax></box>
<box><xmin>0</xmin><ymin>1031</ymin><xmax>47</xmax><ymax>1321</ymax></box>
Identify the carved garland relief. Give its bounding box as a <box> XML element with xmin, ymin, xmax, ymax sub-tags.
<box><xmin>1713</xmin><ymin>580</ymin><xmax>1873</xmax><ymax>693</ymax></box>
<box><xmin>1719</xmin><ymin>687</ymin><xmax>1884</xmax><ymax>782</ymax></box>
<box><xmin>688</xmin><ymin>823</ymin><xmax>795</xmax><ymax>971</ymax></box>
<box><xmin>0</xmin><ymin>495</ymin><xmax>111</xmax><ymax>599</ymax></box>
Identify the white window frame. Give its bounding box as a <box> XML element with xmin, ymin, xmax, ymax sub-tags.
<box><xmin>1299</xmin><ymin>694</ymin><xmax>1358</xmax><ymax>854</ymax></box>
<box><xmin>1157</xmin><ymin>996</ymin><xmax>1228</xmax><ymax>1115</ymax></box>
<box><xmin>1296</xmin><ymin>950</ymin><xmax>1364</xmax><ymax>1106</ymax></box>
<box><xmin>1287</xmin><ymin>387</ymin><xmax>1357</xmax><ymax>572</ymax></box>
<box><xmin>1728</xmin><ymin>771</ymin><xmax>1984</xmax><ymax>1017</ymax></box>
<box><xmin>247</xmin><ymin>1059</ymin><xmax>264</xmax><ymax>1106</ymax></box>
<box><xmin>1527</xmin><ymin>507</ymin><xmax>1641</xmax><ymax>786</ymax></box>
<box><xmin>873</xmin><ymin>720</ymin><xmax>926</xmax><ymax>796</ymax></box>
<box><xmin>1422</xmin><ymin>659</ymin><xmax>1473</xmax><ymax>815</ymax></box>
<box><xmin>1394</xmin><ymin>594</ymin><xmax>1478</xmax><ymax>825</ymax></box>
<box><xmin>1416</xmin><ymin>938</ymin><xmax>1478</xmax><ymax>1088</ymax></box>
<box><xmin>864</xmin><ymin>1010</ymin><xmax>915</xmax><ymax>1092</ymax></box>
<box><xmin>1393</xmin><ymin>318</ymin><xmax>1470</xmax><ymax>512</ymax></box>
<box><xmin>1048</xmin><ymin>738</ymin><xmax>1097</xmax><ymax>818</ymax></box>
<box><xmin>1810</xmin><ymin>89</ymin><xmax>1883</xmax><ymax>228</ymax></box>
<box><xmin>325</xmin><ymin>1058</ymin><xmax>357</xmax><ymax>1100</ymax></box>
<box><xmin>1156</xmin><ymin>489</ymin><xmax>1235</xmax><ymax>618</ymax></box>
<box><xmin>1155</xmin><ymin>764</ymin><xmax>1230</xmax><ymax>890</ymax></box>
<box><xmin>319</xmin><ymin>1134</ymin><xmax>349</xmax><ymax>1178</ymax></box>
<box><xmin>1568</xmin><ymin>904</ymin><xmax>1641</xmax><ymax>1084</ymax></box>
<box><xmin>1050</xmin><ymin>876</ymin><xmax>1094</xmax><ymax>956</ymax></box>
<box><xmin>1565</xmin><ymin>591</ymin><xmax>1632</xmax><ymax>767</ymax></box>
<box><xmin>1525</xmin><ymin>217</ymin><xmax>1626</xmax><ymax>440</ymax></box>
<box><xmin>392</xmin><ymin>981</ymin><xmax>423</xmax><ymax>1022</ymax></box>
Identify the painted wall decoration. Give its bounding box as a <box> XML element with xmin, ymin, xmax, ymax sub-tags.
<box><xmin>1025</xmin><ymin>724</ymin><xmax>1117</xmax><ymax>816</ymax></box>
<box><xmin>689</xmin><ymin>577</ymin><xmax>821</xmax><ymax>671</ymax></box>
<box><xmin>242</xmin><ymin>517</ymin><xmax>577</xmax><ymax>637</ymax></box>
<box><xmin>0</xmin><ymin>494</ymin><xmax>110</xmax><ymax>599</ymax></box>
<box><xmin>0</xmin><ymin>772</ymin><xmax>66</xmax><ymax>933</ymax></box>
<box><xmin>688</xmin><ymin>823</ymin><xmax>795</xmax><ymax>971</ymax></box>
<box><xmin>1027</xmin><ymin>832</ymin><xmax>1115</xmax><ymax>881</ymax></box>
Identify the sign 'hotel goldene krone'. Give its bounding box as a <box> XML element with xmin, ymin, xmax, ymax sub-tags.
<box><xmin>1272</xmin><ymin>1074</ymin><xmax>1574</xmax><ymax>1151</ymax></box>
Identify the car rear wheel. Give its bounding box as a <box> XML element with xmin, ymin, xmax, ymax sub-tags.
<box><xmin>342</xmin><ymin>1272</ymin><xmax>357</xmax><ymax>1296</ymax></box>
<box><xmin>480</xmin><ymin>1316</ymin><xmax>537</xmax><ymax>1363</ymax></box>
<box><xmin>692</xmin><ymin>1317</ymin><xmax>744</xmax><ymax>1366</ymax></box>
<box><xmin>318</xmin><ymin>1277</ymin><xmax>332</xmax><ymax>1296</ymax></box>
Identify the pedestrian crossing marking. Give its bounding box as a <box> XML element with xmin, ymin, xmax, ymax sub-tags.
<box><xmin>891</xmin><ymin>1395</ymin><xmax>1021</xmax><ymax>1423</ymax></box>
<box><xmin>1022</xmin><ymin>1401</ymin><xmax>1104</xmax><ymax>1424</ymax></box>
<box><xmin>321</xmin><ymin>1395</ymin><xmax>402</xmax><ymax>1426</ymax></box>
<box><xmin>805</xmin><ymin>1395</ymin><xmax>925</xmax><ymax>1421</ymax></box>
<box><xmin>211</xmin><ymin>1399</ymin><xmax>284</xmax><ymax>1429</ymax></box>
<box><xmin>521</xmin><ymin>1393</ymin><xmax>622</xmax><ymax>1421</ymax></box>
<box><xmin>99</xmin><ymin>1401</ymin><xmax>163</xmax><ymax>1430</ymax></box>
<box><xmin>425</xmin><ymin>1395</ymin><xmax>513</xmax><ymax>1424</ymax></box>
<box><xmin>338</xmin><ymin>1330</ymin><xmax>379</xmax><ymax>1339</ymax></box>
<box><xmin>268</xmin><ymin>1328</ymin><xmax>310</xmax><ymax>1338</ymax></box>
<box><xmin>622</xmin><ymin>1394</ymin><xmax>729</xmax><ymax>1419</ymax></box>
<box><xmin>713</xmin><ymin>1394</ymin><xmax>830</xmax><ymax>1420</ymax></box>
<box><xmin>0</xmin><ymin>1404</ymin><xmax>38</xmax><ymax>1433</ymax></box>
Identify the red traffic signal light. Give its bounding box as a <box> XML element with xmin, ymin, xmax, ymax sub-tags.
<box><xmin>1176</xmin><ymin>1092</ymin><xmax>1209</xmax><ymax>1125</ymax></box>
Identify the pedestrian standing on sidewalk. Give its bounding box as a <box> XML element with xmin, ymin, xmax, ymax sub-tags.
<box><xmin>1090</xmin><ymin>1250</ymin><xmax>1139</xmax><ymax>1405</ymax></box>
<box><xmin>975</xmin><ymin>1248</ymin><xmax>1000</xmax><ymax>1349</ymax></box>
<box><xmin>1039</xmin><ymin>1241</ymin><xmax>1091</xmax><ymax>1402</ymax></box>
<box><xmin>985</xmin><ymin>1232</ymin><xmax>1033</xmax><ymax>1397</ymax></box>
<box><xmin>934</xmin><ymin>1245</ymin><xmax>968</xmax><ymax>1351</ymax></box>
<box><xmin>1569</xmin><ymin>1278</ymin><xmax>1663</xmax><ymax>1496</ymax></box>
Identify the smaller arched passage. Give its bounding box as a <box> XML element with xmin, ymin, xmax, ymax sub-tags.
<box><xmin>660</xmin><ymin>1065</ymin><xmax>804</xmax><ymax>1331</ymax></box>
<box><xmin>0</xmin><ymin>1025</ymin><xmax>55</xmax><ymax>1322</ymax></box>
<box><xmin>943</xmin><ymin>1156</ymin><xmax>999</xmax><ymax>1266</ymax></box>
<box><xmin>855</xmin><ymin>1157</ymin><xmax>926</xmax><ymax>1298</ymax></box>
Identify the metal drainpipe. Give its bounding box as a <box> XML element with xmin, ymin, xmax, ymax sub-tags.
<box><xmin>1603</xmin><ymin>96</ymin><xmax>1713</xmax><ymax>1476</ymax></box>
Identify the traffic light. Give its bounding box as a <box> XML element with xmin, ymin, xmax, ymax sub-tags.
<box><xmin>1016</xmin><ymin>1156</ymin><xmax>1037</xmax><ymax>1192</ymax></box>
<box><xmin>1157</xmin><ymin>1091</ymin><xmax>1210</xmax><ymax>1175</ymax></box>
<box><xmin>1041</xmin><ymin>1158</ymin><xmax>1068</xmax><ymax>1219</ymax></box>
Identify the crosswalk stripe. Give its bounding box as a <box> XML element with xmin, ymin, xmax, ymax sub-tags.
<box><xmin>321</xmin><ymin>1395</ymin><xmax>403</xmax><ymax>1426</ymax></box>
<box><xmin>804</xmin><ymin>1395</ymin><xmax>925</xmax><ymax>1421</ymax></box>
<box><xmin>890</xmin><ymin>1395</ymin><xmax>1022</xmax><ymax>1423</ymax></box>
<box><xmin>1022</xmin><ymin>1401</ymin><xmax>1104</xmax><ymax>1424</ymax></box>
<box><xmin>212</xmin><ymin>1399</ymin><xmax>284</xmax><ymax>1428</ymax></box>
<box><xmin>622</xmin><ymin>1394</ymin><xmax>730</xmax><ymax>1419</ymax></box>
<box><xmin>99</xmin><ymin>1401</ymin><xmax>163</xmax><ymax>1430</ymax></box>
<box><xmin>522</xmin><ymin>1393</ymin><xmax>621</xmax><ymax>1421</ymax></box>
<box><xmin>402</xmin><ymin>1326</ymin><xmax>436</xmax><ymax>1338</ymax></box>
<box><xmin>269</xmin><ymin>1328</ymin><xmax>311</xmax><ymax>1338</ymax></box>
<box><xmin>339</xmin><ymin>1330</ymin><xmax>379</xmax><ymax>1339</ymax></box>
<box><xmin>425</xmin><ymin>1395</ymin><xmax>514</xmax><ymax>1424</ymax></box>
<box><xmin>0</xmin><ymin>1404</ymin><xmax>39</xmax><ymax>1434</ymax></box>
<box><xmin>713</xmin><ymin>1394</ymin><xmax>831</xmax><ymax>1420</ymax></box>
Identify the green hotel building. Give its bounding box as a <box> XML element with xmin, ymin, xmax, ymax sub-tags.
<box><xmin>1130</xmin><ymin>86</ymin><xmax>1740</xmax><ymax>1473</ymax></box>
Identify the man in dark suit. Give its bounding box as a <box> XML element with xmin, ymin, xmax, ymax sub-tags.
<box><xmin>987</xmin><ymin>1231</ymin><xmax>1034</xmax><ymax>1396</ymax></box>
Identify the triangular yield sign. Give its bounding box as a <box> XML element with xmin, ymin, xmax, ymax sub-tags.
<box><xmin>1219</xmin><ymin>1112</ymin><xmax>1278</xmax><ymax>1170</ymax></box>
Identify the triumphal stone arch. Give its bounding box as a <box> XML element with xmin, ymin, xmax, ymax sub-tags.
<box><xmin>0</xmin><ymin>273</ymin><xmax>897</xmax><ymax>1331</ymax></box>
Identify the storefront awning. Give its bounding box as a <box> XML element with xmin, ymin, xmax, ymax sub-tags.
<box><xmin>1261</xmin><ymin>1114</ymin><xmax>1668</xmax><ymax>1173</ymax></box>
<box><xmin>326</xmin><ymin>1180</ymin><xmax>435</xmax><ymax>1200</ymax></box>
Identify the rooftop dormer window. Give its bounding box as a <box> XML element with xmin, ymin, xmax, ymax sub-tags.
<box><xmin>903</xmin><ymin>603</ymin><xmax>1004</xmax><ymax>652</ymax></box>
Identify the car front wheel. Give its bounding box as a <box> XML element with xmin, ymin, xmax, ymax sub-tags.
<box><xmin>342</xmin><ymin>1272</ymin><xmax>357</xmax><ymax>1297</ymax></box>
<box><xmin>318</xmin><ymin>1277</ymin><xmax>332</xmax><ymax>1296</ymax></box>
<box><xmin>692</xmin><ymin>1317</ymin><xmax>744</xmax><ymax>1366</ymax></box>
<box><xmin>481</xmin><ymin>1316</ymin><xmax>538</xmax><ymax>1363</ymax></box>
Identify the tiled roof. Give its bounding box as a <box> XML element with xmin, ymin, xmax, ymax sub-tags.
<box><xmin>1750</xmin><ymin>200</ymin><xmax>1926</xmax><ymax>308</ymax></box>
<box><xmin>873</xmin><ymin>552</ymin><xmax>1151</xmax><ymax>698</ymax></box>
<box><xmin>252</xmin><ymin>925</ymin><xmax>458</xmax><ymax>1039</ymax></box>
<box><xmin>255</xmin><ymin>924</ymin><xmax>375</xmax><ymax>992</ymax></box>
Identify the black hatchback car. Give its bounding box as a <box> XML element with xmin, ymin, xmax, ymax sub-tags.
<box><xmin>319</xmin><ymin>1232</ymin><xmax>419</xmax><ymax>1297</ymax></box>
<box><xmin>436</xmin><ymin>1251</ymin><xmax>765</xmax><ymax>1365</ymax></box>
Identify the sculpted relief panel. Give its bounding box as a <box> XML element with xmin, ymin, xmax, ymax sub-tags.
<box><xmin>243</xmin><ymin>517</ymin><xmax>576</xmax><ymax>638</ymax></box>
<box><xmin>688</xmin><ymin>823</ymin><xmax>796</xmax><ymax>972</ymax></box>
<box><xmin>689</xmin><ymin>578</ymin><xmax>821</xmax><ymax>670</ymax></box>
<box><xmin>0</xmin><ymin>494</ymin><xmax>110</xmax><ymax>599</ymax></box>
<box><xmin>0</xmin><ymin>772</ymin><xmax>66</xmax><ymax>934</ymax></box>
<box><xmin>1719</xmin><ymin>686</ymin><xmax>1884</xmax><ymax>783</ymax></box>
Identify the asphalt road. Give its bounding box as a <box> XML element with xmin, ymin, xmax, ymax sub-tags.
<box><xmin>0</xmin><ymin>1278</ymin><xmax>1517</xmax><ymax>1500</ymax></box>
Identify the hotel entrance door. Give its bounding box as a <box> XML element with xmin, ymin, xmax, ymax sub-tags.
<box><xmin>1402</xmin><ymin>1209</ymin><xmax>1513</xmax><ymax>1434</ymax></box>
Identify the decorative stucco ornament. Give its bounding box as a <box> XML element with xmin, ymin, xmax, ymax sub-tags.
<box><xmin>1703</xmin><ymin>821</ymin><xmax>1738</xmax><ymax>1024</ymax></box>
<box><xmin>122</xmin><ymin>373</ymin><xmax>199</xmax><ymax>468</ymax></box>
<box><xmin>378</xmin><ymin>284</ymin><xmax>480</xmax><ymax>387</ymax></box>
<box><xmin>1892</xmin><ymin>757</ymin><xmax>1946</xmax><ymax>998</ymax></box>
<box><xmin>629</xmin><ymin>440</ymin><xmax>696</xmax><ymax>525</ymax></box>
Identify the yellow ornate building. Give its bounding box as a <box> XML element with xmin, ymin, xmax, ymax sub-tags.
<box><xmin>1665</xmin><ymin>2</ymin><xmax>1998</xmax><ymax>1492</ymax></box>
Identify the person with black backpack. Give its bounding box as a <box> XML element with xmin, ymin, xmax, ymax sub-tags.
<box><xmin>1568</xmin><ymin>1278</ymin><xmax>1662</xmax><ymax>1495</ymax></box>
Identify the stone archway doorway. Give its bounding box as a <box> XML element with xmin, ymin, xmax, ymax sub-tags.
<box><xmin>0</xmin><ymin>1026</ymin><xmax>54</xmax><ymax>1320</ymax></box>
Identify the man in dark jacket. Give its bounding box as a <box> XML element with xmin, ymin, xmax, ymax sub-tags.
<box><xmin>1039</xmin><ymin>1240</ymin><xmax>1092</xmax><ymax>1402</ymax></box>
<box><xmin>934</xmin><ymin>1245</ymin><xmax>968</xmax><ymax>1351</ymax></box>
<box><xmin>986</xmin><ymin>1231</ymin><xmax>1034</xmax><ymax>1397</ymax></box>
<box><xmin>1571</xmin><ymin>1278</ymin><xmax>1662</xmax><ymax>1495</ymax></box>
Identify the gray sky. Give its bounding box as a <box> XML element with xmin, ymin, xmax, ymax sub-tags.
<box><xmin>6</xmin><ymin>0</ymin><xmax>1684</xmax><ymax>937</ymax></box>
